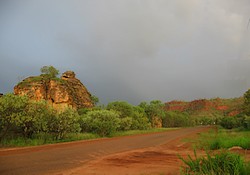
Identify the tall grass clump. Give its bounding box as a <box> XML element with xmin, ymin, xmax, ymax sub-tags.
<box><xmin>179</xmin><ymin>150</ymin><xmax>250</xmax><ymax>175</ymax></box>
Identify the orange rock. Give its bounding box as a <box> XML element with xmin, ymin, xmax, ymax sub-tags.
<box><xmin>14</xmin><ymin>71</ymin><xmax>93</xmax><ymax>110</ymax></box>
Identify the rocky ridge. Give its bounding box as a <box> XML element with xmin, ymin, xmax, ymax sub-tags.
<box><xmin>165</xmin><ymin>98</ymin><xmax>243</xmax><ymax>116</ymax></box>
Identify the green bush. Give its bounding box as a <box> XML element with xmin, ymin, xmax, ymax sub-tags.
<box><xmin>119</xmin><ymin>117</ymin><xmax>133</xmax><ymax>131</ymax></box>
<box><xmin>0</xmin><ymin>94</ymin><xmax>29</xmax><ymax>140</ymax></box>
<box><xmin>179</xmin><ymin>150</ymin><xmax>250</xmax><ymax>175</ymax></box>
<box><xmin>48</xmin><ymin>108</ymin><xmax>80</xmax><ymax>140</ymax></box>
<box><xmin>220</xmin><ymin>117</ymin><xmax>238</xmax><ymax>129</ymax></box>
<box><xmin>80</xmin><ymin>110</ymin><xmax>120</xmax><ymax>137</ymax></box>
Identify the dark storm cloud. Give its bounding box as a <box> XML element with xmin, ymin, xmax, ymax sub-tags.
<box><xmin>0</xmin><ymin>0</ymin><xmax>250</xmax><ymax>104</ymax></box>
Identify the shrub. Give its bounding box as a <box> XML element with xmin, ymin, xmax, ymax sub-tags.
<box><xmin>48</xmin><ymin>108</ymin><xmax>80</xmax><ymax>140</ymax></box>
<box><xmin>0</xmin><ymin>94</ymin><xmax>29</xmax><ymax>140</ymax></box>
<box><xmin>119</xmin><ymin>117</ymin><xmax>133</xmax><ymax>131</ymax></box>
<box><xmin>81</xmin><ymin>110</ymin><xmax>120</xmax><ymax>137</ymax></box>
<box><xmin>220</xmin><ymin>117</ymin><xmax>238</xmax><ymax>129</ymax></box>
<box><xmin>130</xmin><ymin>111</ymin><xmax>151</xmax><ymax>130</ymax></box>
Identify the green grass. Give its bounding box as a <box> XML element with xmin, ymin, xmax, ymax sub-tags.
<box><xmin>179</xmin><ymin>150</ymin><xmax>250</xmax><ymax>175</ymax></box>
<box><xmin>0</xmin><ymin>128</ymin><xmax>178</xmax><ymax>148</ymax></box>
<box><xmin>0</xmin><ymin>133</ymin><xmax>99</xmax><ymax>147</ymax></box>
<box><xmin>110</xmin><ymin>128</ymin><xmax>179</xmax><ymax>137</ymax></box>
<box><xmin>196</xmin><ymin>128</ymin><xmax>250</xmax><ymax>150</ymax></box>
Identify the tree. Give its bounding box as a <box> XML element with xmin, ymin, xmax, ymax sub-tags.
<box><xmin>40</xmin><ymin>65</ymin><xmax>59</xmax><ymax>78</ymax></box>
<box><xmin>139</xmin><ymin>100</ymin><xmax>166</xmax><ymax>128</ymax></box>
<box><xmin>107</xmin><ymin>101</ymin><xmax>133</xmax><ymax>118</ymax></box>
<box><xmin>243</xmin><ymin>89</ymin><xmax>250</xmax><ymax>115</ymax></box>
<box><xmin>90</xmin><ymin>95</ymin><xmax>99</xmax><ymax>106</ymax></box>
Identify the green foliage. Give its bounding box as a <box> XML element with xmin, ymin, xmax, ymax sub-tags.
<box><xmin>243</xmin><ymin>89</ymin><xmax>250</xmax><ymax>116</ymax></box>
<box><xmin>107</xmin><ymin>101</ymin><xmax>133</xmax><ymax>118</ymax></box>
<box><xmin>40</xmin><ymin>65</ymin><xmax>59</xmax><ymax>78</ymax></box>
<box><xmin>0</xmin><ymin>94</ymin><xmax>29</xmax><ymax>140</ymax></box>
<box><xmin>107</xmin><ymin>101</ymin><xmax>150</xmax><ymax>130</ymax></box>
<box><xmin>119</xmin><ymin>117</ymin><xmax>133</xmax><ymax>131</ymax></box>
<box><xmin>47</xmin><ymin>108</ymin><xmax>80</xmax><ymax>140</ymax></box>
<box><xmin>130</xmin><ymin>111</ymin><xmax>151</xmax><ymax>130</ymax></box>
<box><xmin>20</xmin><ymin>100</ymin><xmax>54</xmax><ymax>138</ymax></box>
<box><xmin>179</xmin><ymin>150</ymin><xmax>249</xmax><ymax>175</ymax></box>
<box><xmin>90</xmin><ymin>95</ymin><xmax>99</xmax><ymax>106</ymax></box>
<box><xmin>163</xmin><ymin>111</ymin><xmax>193</xmax><ymax>127</ymax></box>
<box><xmin>220</xmin><ymin>117</ymin><xmax>238</xmax><ymax>129</ymax></box>
<box><xmin>139</xmin><ymin>100</ymin><xmax>165</xmax><ymax>127</ymax></box>
<box><xmin>80</xmin><ymin>110</ymin><xmax>120</xmax><ymax>137</ymax></box>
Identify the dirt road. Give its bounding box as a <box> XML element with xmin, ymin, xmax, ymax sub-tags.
<box><xmin>0</xmin><ymin>126</ymin><xmax>209</xmax><ymax>175</ymax></box>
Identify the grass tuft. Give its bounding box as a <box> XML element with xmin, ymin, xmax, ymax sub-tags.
<box><xmin>179</xmin><ymin>150</ymin><xmax>250</xmax><ymax>175</ymax></box>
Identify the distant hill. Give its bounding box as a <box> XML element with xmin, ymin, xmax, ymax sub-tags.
<box><xmin>165</xmin><ymin>97</ymin><xmax>243</xmax><ymax>117</ymax></box>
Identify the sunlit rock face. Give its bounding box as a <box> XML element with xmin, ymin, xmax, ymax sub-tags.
<box><xmin>14</xmin><ymin>71</ymin><xmax>93</xmax><ymax>110</ymax></box>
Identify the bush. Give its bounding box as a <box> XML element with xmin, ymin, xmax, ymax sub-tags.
<box><xmin>119</xmin><ymin>117</ymin><xmax>133</xmax><ymax>131</ymax></box>
<box><xmin>0</xmin><ymin>94</ymin><xmax>29</xmax><ymax>140</ymax></box>
<box><xmin>220</xmin><ymin>117</ymin><xmax>238</xmax><ymax>129</ymax></box>
<box><xmin>80</xmin><ymin>110</ymin><xmax>120</xmax><ymax>137</ymax></box>
<box><xmin>48</xmin><ymin>108</ymin><xmax>80</xmax><ymax>140</ymax></box>
<box><xmin>130</xmin><ymin>111</ymin><xmax>151</xmax><ymax>130</ymax></box>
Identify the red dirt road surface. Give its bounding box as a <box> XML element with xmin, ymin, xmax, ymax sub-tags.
<box><xmin>0</xmin><ymin>126</ymin><xmax>210</xmax><ymax>175</ymax></box>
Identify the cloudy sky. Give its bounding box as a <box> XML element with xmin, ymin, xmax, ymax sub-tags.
<box><xmin>0</xmin><ymin>0</ymin><xmax>250</xmax><ymax>104</ymax></box>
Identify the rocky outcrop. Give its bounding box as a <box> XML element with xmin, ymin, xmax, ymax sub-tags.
<box><xmin>0</xmin><ymin>93</ymin><xmax>3</xmax><ymax>97</ymax></box>
<box><xmin>14</xmin><ymin>71</ymin><xmax>93</xmax><ymax>110</ymax></box>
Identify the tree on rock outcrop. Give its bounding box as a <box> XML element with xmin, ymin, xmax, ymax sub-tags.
<box><xmin>40</xmin><ymin>65</ymin><xmax>59</xmax><ymax>78</ymax></box>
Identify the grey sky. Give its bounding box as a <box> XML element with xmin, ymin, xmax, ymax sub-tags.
<box><xmin>0</xmin><ymin>0</ymin><xmax>250</xmax><ymax>104</ymax></box>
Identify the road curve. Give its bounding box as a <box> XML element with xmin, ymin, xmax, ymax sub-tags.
<box><xmin>0</xmin><ymin>126</ymin><xmax>209</xmax><ymax>175</ymax></box>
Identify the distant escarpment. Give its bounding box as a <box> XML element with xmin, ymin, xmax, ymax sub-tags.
<box><xmin>14</xmin><ymin>71</ymin><xmax>93</xmax><ymax>110</ymax></box>
<box><xmin>165</xmin><ymin>98</ymin><xmax>243</xmax><ymax>116</ymax></box>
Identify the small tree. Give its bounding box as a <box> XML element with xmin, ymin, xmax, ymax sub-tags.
<box><xmin>90</xmin><ymin>95</ymin><xmax>99</xmax><ymax>106</ymax></box>
<box><xmin>40</xmin><ymin>65</ymin><xmax>59</xmax><ymax>78</ymax></box>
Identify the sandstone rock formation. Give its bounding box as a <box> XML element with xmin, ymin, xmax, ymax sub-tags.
<box><xmin>14</xmin><ymin>71</ymin><xmax>93</xmax><ymax>110</ymax></box>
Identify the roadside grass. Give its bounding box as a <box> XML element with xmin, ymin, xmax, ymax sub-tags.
<box><xmin>179</xmin><ymin>127</ymin><xmax>250</xmax><ymax>175</ymax></box>
<box><xmin>179</xmin><ymin>150</ymin><xmax>250</xmax><ymax>175</ymax></box>
<box><xmin>195</xmin><ymin>128</ymin><xmax>250</xmax><ymax>150</ymax></box>
<box><xmin>110</xmin><ymin>128</ymin><xmax>178</xmax><ymax>137</ymax></box>
<box><xmin>0</xmin><ymin>128</ymin><xmax>178</xmax><ymax>148</ymax></box>
<box><xmin>0</xmin><ymin>133</ymin><xmax>99</xmax><ymax>147</ymax></box>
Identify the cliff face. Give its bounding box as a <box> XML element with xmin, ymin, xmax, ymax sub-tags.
<box><xmin>14</xmin><ymin>71</ymin><xmax>93</xmax><ymax>110</ymax></box>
